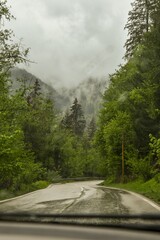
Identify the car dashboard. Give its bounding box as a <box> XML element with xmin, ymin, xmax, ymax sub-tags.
<box><xmin>0</xmin><ymin>221</ymin><xmax>159</xmax><ymax>240</ymax></box>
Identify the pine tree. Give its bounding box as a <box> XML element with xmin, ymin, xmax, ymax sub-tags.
<box><xmin>61</xmin><ymin>110</ymin><xmax>72</xmax><ymax>130</ymax></box>
<box><xmin>27</xmin><ymin>79</ymin><xmax>41</xmax><ymax>106</ymax></box>
<box><xmin>69</xmin><ymin>98</ymin><xmax>86</xmax><ymax>137</ymax></box>
<box><xmin>124</xmin><ymin>0</ymin><xmax>157</xmax><ymax>59</ymax></box>
<box><xmin>62</xmin><ymin>98</ymin><xmax>86</xmax><ymax>137</ymax></box>
<box><xmin>87</xmin><ymin>117</ymin><xmax>96</xmax><ymax>140</ymax></box>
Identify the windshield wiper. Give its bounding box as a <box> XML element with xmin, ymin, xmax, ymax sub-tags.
<box><xmin>0</xmin><ymin>212</ymin><xmax>159</xmax><ymax>231</ymax></box>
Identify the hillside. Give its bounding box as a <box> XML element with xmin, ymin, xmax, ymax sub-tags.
<box><xmin>10</xmin><ymin>68</ymin><xmax>67</xmax><ymax>111</ymax></box>
<box><xmin>10</xmin><ymin>68</ymin><xmax>108</xmax><ymax>120</ymax></box>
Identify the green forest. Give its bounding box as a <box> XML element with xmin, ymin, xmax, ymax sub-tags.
<box><xmin>96</xmin><ymin>0</ymin><xmax>160</xmax><ymax>201</ymax></box>
<box><xmin>0</xmin><ymin>0</ymin><xmax>160</xmax><ymax>202</ymax></box>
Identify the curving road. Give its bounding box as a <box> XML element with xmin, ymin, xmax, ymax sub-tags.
<box><xmin>0</xmin><ymin>181</ymin><xmax>160</xmax><ymax>216</ymax></box>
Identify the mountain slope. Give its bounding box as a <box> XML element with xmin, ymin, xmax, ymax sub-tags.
<box><xmin>10</xmin><ymin>68</ymin><xmax>67</xmax><ymax>110</ymax></box>
<box><xmin>10</xmin><ymin>68</ymin><xmax>108</xmax><ymax>120</ymax></box>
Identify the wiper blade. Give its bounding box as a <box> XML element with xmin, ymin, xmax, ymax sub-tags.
<box><xmin>0</xmin><ymin>212</ymin><xmax>160</xmax><ymax>219</ymax></box>
<box><xmin>0</xmin><ymin>212</ymin><xmax>159</xmax><ymax>232</ymax></box>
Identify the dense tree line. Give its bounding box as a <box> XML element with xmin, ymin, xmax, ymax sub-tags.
<box><xmin>96</xmin><ymin>0</ymin><xmax>160</xmax><ymax>183</ymax></box>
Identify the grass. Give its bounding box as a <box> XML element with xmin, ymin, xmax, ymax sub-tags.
<box><xmin>103</xmin><ymin>178</ymin><xmax>160</xmax><ymax>204</ymax></box>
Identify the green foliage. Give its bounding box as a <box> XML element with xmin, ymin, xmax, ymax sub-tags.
<box><xmin>87</xmin><ymin>117</ymin><xmax>96</xmax><ymax>140</ymax></box>
<box><xmin>0</xmin><ymin>189</ymin><xmax>14</xmax><ymax>200</ymax></box>
<box><xmin>96</xmin><ymin>0</ymin><xmax>160</xmax><ymax>183</ymax></box>
<box><xmin>127</xmin><ymin>156</ymin><xmax>153</xmax><ymax>181</ymax></box>
<box><xmin>0</xmin><ymin>2</ymin><xmax>53</xmax><ymax>194</ymax></box>
<box><xmin>0</xmin><ymin>1</ymin><xmax>104</xmax><ymax>201</ymax></box>
<box><xmin>149</xmin><ymin>134</ymin><xmax>160</xmax><ymax>160</ymax></box>
<box><xmin>2</xmin><ymin>0</ymin><xmax>160</xmax><ymax>200</ymax></box>
<box><xmin>0</xmin><ymin>0</ymin><xmax>29</xmax><ymax>72</ymax></box>
<box><xmin>124</xmin><ymin>0</ymin><xmax>157</xmax><ymax>59</ymax></box>
<box><xmin>103</xmin><ymin>179</ymin><xmax>160</xmax><ymax>204</ymax></box>
<box><xmin>31</xmin><ymin>181</ymin><xmax>49</xmax><ymax>190</ymax></box>
<box><xmin>45</xmin><ymin>170</ymin><xmax>62</xmax><ymax>183</ymax></box>
<box><xmin>62</xmin><ymin>98</ymin><xmax>86</xmax><ymax>137</ymax></box>
<box><xmin>154</xmin><ymin>173</ymin><xmax>160</xmax><ymax>183</ymax></box>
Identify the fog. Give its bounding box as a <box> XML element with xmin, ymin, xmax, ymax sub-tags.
<box><xmin>7</xmin><ymin>0</ymin><xmax>132</xmax><ymax>88</ymax></box>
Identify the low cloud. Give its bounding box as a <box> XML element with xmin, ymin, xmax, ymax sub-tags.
<box><xmin>7</xmin><ymin>0</ymin><xmax>132</xmax><ymax>88</ymax></box>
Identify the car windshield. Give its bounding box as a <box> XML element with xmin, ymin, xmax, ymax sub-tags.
<box><xmin>0</xmin><ymin>0</ymin><xmax>160</xmax><ymax>229</ymax></box>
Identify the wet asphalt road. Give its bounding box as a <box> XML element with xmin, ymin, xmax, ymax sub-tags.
<box><xmin>0</xmin><ymin>181</ymin><xmax>159</xmax><ymax>216</ymax></box>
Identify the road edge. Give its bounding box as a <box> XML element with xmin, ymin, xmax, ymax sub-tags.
<box><xmin>99</xmin><ymin>186</ymin><xmax>160</xmax><ymax>211</ymax></box>
<box><xmin>0</xmin><ymin>187</ymin><xmax>50</xmax><ymax>204</ymax></box>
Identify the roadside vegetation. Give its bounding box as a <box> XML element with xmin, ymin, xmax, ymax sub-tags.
<box><xmin>1</xmin><ymin>0</ymin><xmax>160</xmax><ymax>204</ymax></box>
<box><xmin>0</xmin><ymin>1</ymin><xmax>103</xmax><ymax>200</ymax></box>
<box><xmin>96</xmin><ymin>0</ymin><xmax>160</xmax><ymax>203</ymax></box>
<box><xmin>103</xmin><ymin>179</ymin><xmax>160</xmax><ymax>204</ymax></box>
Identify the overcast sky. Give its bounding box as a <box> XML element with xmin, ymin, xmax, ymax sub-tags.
<box><xmin>7</xmin><ymin>0</ymin><xmax>132</xmax><ymax>88</ymax></box>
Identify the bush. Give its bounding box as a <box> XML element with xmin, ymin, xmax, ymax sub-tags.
<box><xmin>154</xmin><ymin>173</ymin><xmax>160</xmax><ymax>183</ymax></box>
<box><xmin>31</xmin><ymin>181</ymin><xmax>49</xmax><ymax>190</ymax></box>
<box><xmin>0</xmin><ymin>190</ymin><xmax>14</xmax><ymax>200</ymax></box>
<box><xmin>127</xmin><ymin>155</ymin><xmax>153</xmax><ymax>181</ymax></box>
<box><xmin>45</xmin><ymin>170</ymin><xmax>62</xmax><ymax>183</ymax></box>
